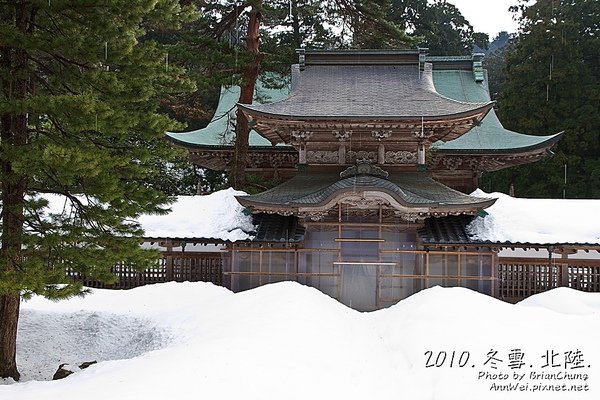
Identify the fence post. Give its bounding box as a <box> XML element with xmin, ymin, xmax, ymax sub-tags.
<box><xmin>165</xmin><ymin>240</ymin><xmax>173</xmax><ymax>282</ymax></box>
<box><xmin>492</xmin><ymin>250</ymin><xmax>499</xmax><ymax>299</ymax></box>
<box><xmin>560</xmin><ymin>252</ymin><xmax>569</xmax><ymax>287</ymax></box>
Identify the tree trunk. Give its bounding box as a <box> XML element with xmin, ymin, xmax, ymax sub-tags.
<box><xmin>0</xmin><ymin>295</ymin><xmax>21</xmax><ymax>381</ymax></box>
<box><xmin>0</xmin><ymin>101</ymin><xmax>27</xmax><ymax>383</ymax></box>
<box><xmin>0</xmin><ymin>2</ymin><xmax>32</xmax><ymax>380</ymax></box>
<box><xmin>230</xmin><ymin>6</ymin><xmax>262</xmax><ymax>190</ymax></box>
<box><xmin>291</xmin><ymin>0</ymin><xmax>301</xmax><ymax>48</ymax></box>
<box><xmin>0</xmin><ymin>107</ymin><xmax>26</xmax><ymax>382</ymax></box>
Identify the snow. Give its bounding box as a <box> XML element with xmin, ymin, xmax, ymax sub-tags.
<box><xmin>468</xmin><ymin>190</ymin><xmax>600</xmax><ymax>244</ymax></box>
<box><xmin>36</xmin><ymin>187</ymin><xmax>600</xmax><ymax>245</ymax></box>
<box><xmin>17</xmin><ymin>310</ymin><xmax>169</xmax><ymax>381</ymax></box>
<box><xmin>519</xmin><ymin>287</ymin><xmax>600</xmax><ymax>315</ymax></box>
<box><xmin>2</xmin><ymin>282</ymin><xmax>599</xmax><ymax>399</ymax></box>
<box><xmin>138</xmin><ymin>188</ymin><xmax>255</xmax><ymax>240</ymax></box>
<box><xmin>135</xmin><ymin>188</ymin><xmax>600</xmax><ymax>244</ymax></box>
<box><xmin>39</xmin><ymin>188</ymin><xmax>255</xmax><ymax>241</ymax></box>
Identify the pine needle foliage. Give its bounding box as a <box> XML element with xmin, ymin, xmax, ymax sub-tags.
<box><xmin>0</xmin><ymin>0</ymin><xmax>195</xmax><ymax>298</ymax></box>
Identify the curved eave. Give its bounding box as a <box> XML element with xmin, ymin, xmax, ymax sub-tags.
<box><xmin>166</xmin><ymin>134</ymin><xmax>295</xmax><ymax>151</ymax></box>
<box><xmin>239</xmin><ymin>102</ymin><xmax>494</xmax><ymax>144</ymax></box>
<box><xmin>237</xmin><ymin>102</ymin><xmax>494</xmax><ymax>122</ymax></box>
<box><xmin>436</xmin><ymin>131</ymin><xmax>564</xmax><ymax>155</ymax></box>
<box><xmin>165</xmin><ymin>134</ymin><xmax>230</xmax><ymax>149</ymax></box>
<box><xmin>236</xmin><ymin>187</ymin><xmax>496</xmax><ymax>215</ymax></box>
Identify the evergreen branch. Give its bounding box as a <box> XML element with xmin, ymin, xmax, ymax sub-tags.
<box><xmin>28</xmin><ymin>55</ymin><xmax>57</xmax><ymax>77</ymax></box>
<box><xmin>46</xmin><ymin>115</ymin><xmax>79</xmax><ymax>142</ymax></box>
<box><xmin>210</xmin><ymin>104</ymin><xmax>236</xmax><ymax>123</ymax></box>
<box><xmin>213</xmin><ymin>2</ymin><xmax>251</xmax><ymax>39</ymax></box>
<box><xmin>41</xmin><ymin>7</ymin><xmax>66</xmax><ymax>38</ymax></box>
<box><xmin>30</xmin><ymin>184</ymin><xmax>103</xmax><ymax>233</ymax></box>
<box><xmin>48</xmin><ymin>53</ymin><xmax>93</xmax><ymax>71</ymax></box>
<box><xmin>21</xmin><ymin>202</ymin><xmax>52</xmax><ymax>235</ymax></box>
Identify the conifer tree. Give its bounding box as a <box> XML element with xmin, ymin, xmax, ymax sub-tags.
<box><xmin>387</xmin><ymin>0</ymin><xmax>488</xmax><ymax>55</ymax></box>
<box><xmin>230</xmin><ymin>1</ymin><xmax>262</xmax><ymax>190</ymax></box>
<box><xmin>485</xmin><ymin>0</ymin><xmax>600</xmax><ymax>198</ymax></box>
<box><xmin>0</xmin><ymin>0</ymin><xmax>194</xmax><ymax>379</ymax></box>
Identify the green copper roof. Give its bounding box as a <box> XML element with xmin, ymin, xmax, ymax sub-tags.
<box><xmin>432</xmin><ymin>70</ymin><xmax>561</xmax><ymax>153</ymax></box>
<box><xmin>168</xmin><ymin>63</ymin><xmax>560</xmax><ymax>153</ymax></box>
<box><xmin>166</xmin><ymin>81</ymin><xmax>290</xmax><ymax>148</ymax></box>
<box><xmin>237</xmin><ymin>170</ymin><xmax>495</xmax><ymax>211</ymax></box>
<box><xmin>240</xmin><ymin>64</ymin><xmax>492</xmax><ymax>119</ymax></box>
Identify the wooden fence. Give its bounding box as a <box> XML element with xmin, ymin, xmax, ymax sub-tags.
<box><xmin>71</xmin><ymin>252</ymin><xmax>223</xmax><ymax>289</ymax></box>
<box><xmin>69</xmin><ymin>251</ymin><xmax>600</xmax><ymax>301</ymax></box>
<box><xmin>498</xmin><ymin>257</ymin><xmax>600</xmax><ymax>302</ymax></box>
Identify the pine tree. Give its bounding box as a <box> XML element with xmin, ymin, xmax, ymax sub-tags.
<box><xmin>0</xmin><ymin>0</ymin><xmax>194</xmax><ymax>379</ymax></box>
<box><xmin>387</xmin><ymin>0</ymin><xmax>488</xmax><ymax>55</ymax></box>
<box><xmin>153</xmin><ymin>0</ymin><xmax>242</xmax><ymax>131</ymax></box>
<box><xmin>483</xmin><ymin>32</ymin><xmax>513</xmax><ymax>99</ymax></box>
<box><xmin>485</xmin><ymin>0</ymin><xmax>600</xmax><ymax>198</ymax></box>
<box><xmin>227</xmin><ymin>1</ymin><xmax>262</xmax><ymax>190</ymax></box>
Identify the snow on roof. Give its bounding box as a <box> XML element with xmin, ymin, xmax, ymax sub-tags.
<box><xmin>6</xmin><ymin>282</ymin><xmax>600</xmax><ymax>397</ymax></box>
<box><xmin>26</xmin><ymin>188</ymin><xmax>600</xmax><ymax>245</ymax></box>
<box><xmin>148</xmin><ymin>188</ymin><xmax>600</xmax><ymax>245</ymax></box>
<box><xmin>468</xmin><ymin>189</ymin><xmax>600</xmax><ymax>245</ymax></box>
<box><xmin>138</xmin><ymin>188</ymin><xmax>254</xmax><ymax>241</ymax></box>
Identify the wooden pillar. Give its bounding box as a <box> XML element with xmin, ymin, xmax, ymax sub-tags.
<box><xmin>299</xmin><ymin>144</ymin><xmax>306</xmax><ymax>164</ymax></box>
<box><xmin>259</xmin><ymin>250</ymin><xmax>263</xmax><ymax>286</ymax></box>
<box><xmin>492</xmin><ymin>250</ymin><xmax>499</xmax><ymax>298</ymax></box>
<box><xmin>457</xmin><ymin>252</ymin><xmax>461</xmax><ymax>289</ymax></box>
<box><xmin>559</xmin><ymin>252</ymin><xmax>569</xmax><ymax>287</ymax></box>
<box><xmin>378</xmin><ymin>144</ymin><xmax>385</xmax><ymax>164</ymax></box>
<box><xmin>425</xmin><ymin>251</ymin><xmax>430</xmax><ymax>289</ymax></box>
<box><xmin>229</xmin><ymin>246</ymin><xmax>236</xmax><ymax>290</ymax></box>
<box><xmin>294</xmin><ymin>246</ymin><xmax>299</xmax><ymax>278</ymax></box>
<box><xmin>339</xmin><ymin>144</ymin><xmax>346</xmax><ymax>164</ymax></box>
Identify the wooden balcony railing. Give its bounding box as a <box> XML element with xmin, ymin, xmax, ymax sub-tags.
<box><xmin>498</xmin><ymin>257</ymin><xmax>600</xmax><ymax>302</ymax></box>
<box><xmin>69</xmin><ymin>252</ymin><xmax>223</xmax><ymax>289</ymax></box>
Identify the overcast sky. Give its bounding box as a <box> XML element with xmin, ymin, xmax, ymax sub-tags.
<box><xmin>448</xmin><ymin>0</ymin><xmax>521</xmax><ymax>38</ymax></box>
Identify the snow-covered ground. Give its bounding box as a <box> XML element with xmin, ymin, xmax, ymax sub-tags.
<box><xmin>2</xmin><ymin>282</ymin><xmax>599</xmax><ymax>399</ymax></box>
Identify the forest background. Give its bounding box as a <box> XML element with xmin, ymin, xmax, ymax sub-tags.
<box><xmin>164</xmin><ymin>0</ymin><xmax>600</xmax><ymax>199</ymax></box>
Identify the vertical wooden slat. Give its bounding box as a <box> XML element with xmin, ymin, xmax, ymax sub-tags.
<box><xmin>498</xmin><ymin>257</ymin><xmax>600</xmax><ymax>302</ymax></box>
<box><xmin>491</xmin><ymin>252</ymin><xmax>498</xmax><ymax>298</ymax></box>
<box><xmin>165</xmin><ymin>241</ymin><xmax>174</xmax><ymax>282</ymax></box>
<box><xmin>67</xmin><ymin>251</ymin><xmax>223</xmax><ymax>289</ymax></box>
<box><xmin>68</xmin><ymin>251</ymin><xmax>600</xmax><ymax>300</ymax></box>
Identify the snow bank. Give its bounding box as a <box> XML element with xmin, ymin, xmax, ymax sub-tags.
<box><xmin>518</xmin><ymin>287</ymin><xmax>600</xmax><ymax>315</ymax></box>
<box><xmin>2</xmin><ymin>282</ymin><xmax>599</xmax><ymax>399</ymax></box>
<box><xmin>138</xmin><ymin>188</ymin><xmax>255</xmax><ymax>240</ymax></box>
<box><xmin>468</xmin><ymin>190</ymin><xmax>600</xmax><ymax>244</ymax></box>
<box><xmin>16</xmin><ymin>310</ymin><xmax>169</xmax><ymax>382</ymax></box>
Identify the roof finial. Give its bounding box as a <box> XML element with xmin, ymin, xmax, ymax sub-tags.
<box><xmin>297</xmin><ymin>48</ymin><xmax>305</xmax><ymax>71</ymax></box>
